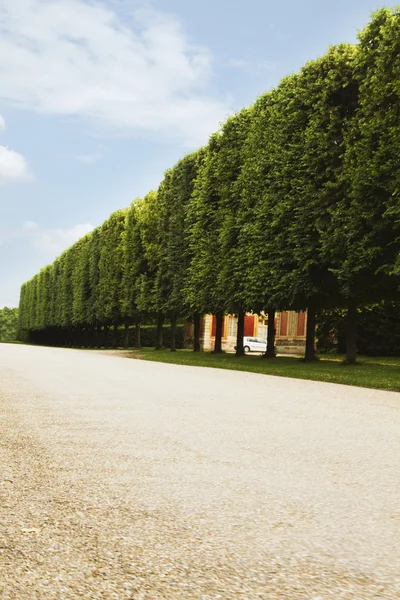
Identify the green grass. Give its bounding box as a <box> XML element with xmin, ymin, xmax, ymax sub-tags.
<box><xmin>126</xmin><ymin>348</ymin><xmax>400</xmax><ymax>392</ymax></box>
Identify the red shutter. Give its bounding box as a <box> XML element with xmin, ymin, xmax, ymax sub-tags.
<box><xmin>280</xmin><ymin>312</ymin><xmax>288</xmax><ymax>336</ymax></box>
<box><xmin>211</xmin><ymin>315</ymin><xmax>216</xmax><ymax>337</ymax></box>
<box><xmin>297</xmin><ymin>312</ymin><xmax>306</xmax><ymax>336</ymax></box>
<box><xmin>244</xmin><ymin>315</ymin><xmax>255</xmax><ymax>337</ymax></box>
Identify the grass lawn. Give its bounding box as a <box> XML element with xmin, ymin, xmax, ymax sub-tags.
<box><xmin>127</xmin><ymin>348</ymin><xmax>400</xmax><ymax>392</ymax></box>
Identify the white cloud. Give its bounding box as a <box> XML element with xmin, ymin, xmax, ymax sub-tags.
<box><xmin>0</xmin><ymin>0</ymin><xmax>230</xmax><ymax>145</ymax></box>
<box><xmin>0</xmin><ymin>114</ymin><xmax>32</xmax><ymax>184</ymax></box>
<box><xmin>0</xmin><ymin>221</ymin><xmax>94</xmax><ymax>256</ymax></box>
<box><xmin>31</xmin><ymin>223</ymin><xmax>94</xmax><ymax>256</ymax></box>
<box><xmin>0</xmin><ymin>145</ymin><xmax>32</xmax><ymax>185</ymax></box>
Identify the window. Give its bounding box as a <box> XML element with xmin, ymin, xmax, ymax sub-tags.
<box><xmin>258</xmin><ymin>325</ymin><xmax>268</xmax><ymax>339</ymax></box>
<box><xmin>280</xmin><ymin>312</ymin><xmax>288</xmax><ymax>336</ymax></box>
<box><xmin>227</xmin><ymin>316</ymin><xmax>238</xmax><ymax>338</ymax></box>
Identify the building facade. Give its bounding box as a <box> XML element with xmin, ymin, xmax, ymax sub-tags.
<box><xmin>185</xmin><ymin>311</ymin><xmax>307</xmax><ymax>354</ymax></box>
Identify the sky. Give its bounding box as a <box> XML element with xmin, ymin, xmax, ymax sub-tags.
<box><xmin>0</xmin><ymin>0</ymin><xmax>388</xmax><ymax>307</ymax></box>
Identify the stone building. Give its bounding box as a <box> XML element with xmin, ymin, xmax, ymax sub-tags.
<box><xmin>185</xmin><ymin>311</ymin><xmax>307</xmax><ymax>354</ymax></box>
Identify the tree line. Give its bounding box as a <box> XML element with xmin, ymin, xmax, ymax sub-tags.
<box><xmin>18</xmin><ymin>8</ymin><xmax>400</xmax><ymax>363</ymax></box>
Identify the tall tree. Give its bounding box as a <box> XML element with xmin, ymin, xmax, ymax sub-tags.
<box><xmin>121</xmin><ymin>199</ymin><xmax>147</xmax><ymax>348</ymax></box>
<box><xmin>239</xmin><ymin>46</ymin><xmax>358</xmax><ymax>360</ymax></box>
<box><xmin>212</xmin><ymin>109</ymin><xmax>253</xmax><ymax>357</ymax></box>
<box><xmin>325</xmin><ymin>9</ymin><xmax>400</xmax><ymax>362</ymax></box>
<box><xmin>185</xmin><ymin>140</ymin><xmax>227</xmax><ymax>352</ymax></box>
<box><xmin>155</xmin><ymin>152</ymin><xmax>201</xmax><ymax>351</ymax></box>
<box><xmin>135</xmin><ymin>191</ymin><xmax>165</xmax><ymax>348</ymax></box>
<box><xmin>97</xmin><ymin>210</ymin><xmax>127</xmax><ymax>347</ymax></box>
<box><xmin>71</xmin><ymin>234</ymin><xmax>92</xmax><ymax>346</ymax></box>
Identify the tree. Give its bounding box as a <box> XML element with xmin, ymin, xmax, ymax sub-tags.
<box><xmin>97</xmin><ymin>210</ymin><xmax>127</xmax><ymax>347</ymax></box>
<box><xmin>239</xmin><ymin>46</ymin><xmax>358</xmax><ymax>360</ymax></box>
<box><xmin>121</xmin><ymin>199</ymin><xmax>147</xmax><ymax>348</ymax></box>
<box><xmin>0</xmin><ymin>307</ymin><xmax>19</xmax><ymax>341</ymax></box>
<box><xmin>211</xmin><ymin>109</ymin><xmax>253</xmax><ymax>357</ymax></box>
<box><xmin>237</xmin><ymin>88</ymin><xmax>290</xmax><ymax>356</ymax></box>
<box><xmin>71</xmin><ymin>234</ymin><xmax>92</xmax><ymax>346</ymax></box>
<box><xmin>325</xmin><ymin>9</ymin><xmax>400</xmax><ymax>362</ymax></box>
<box><xmin>155</xmin><ymin>152</ymin><xmax>202</xmax><ymax>351</ymax></box>
<box><xmin>287</xmin><ymin>44</ymin><xmax>358</xmax><ymax>361</ymax></box>
<box><xmin>185</xmin><ymin>141</ymin><xmax>227</xmax><ymax>353</ymax></box>
<box><xmin>135</xmin><ymin>191</ymin><xmax>165</xmax><ymax>348</ymax></box>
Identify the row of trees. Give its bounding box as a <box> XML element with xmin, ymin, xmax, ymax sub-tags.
<box><xmin>18</xmin><ymin>9</ymin><xmax>400</xmax><ymax>363</ymax></box>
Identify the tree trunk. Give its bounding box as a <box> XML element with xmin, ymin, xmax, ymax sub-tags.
<box><xmin>213</xmin><ymin>312</ymin><xmax>224</xmax><ymax>353</ymax></box>
<box><xmin>135</xmin><ymin>322</ymin><xmax>141</xmax><ymax>348</ymax></box>
<box><xmin>304</xmin><ymin>299</ymin><xmax>317</xmax><ymax>361</ymax></box>
<box><xmin>235</xmin><ymin>310</ymin><xmax>245</xmax><ymax>357</ymax></box>
<box><xmin>263</xmin><ymin>308</ymin><xmax>276</xmax><ymax>358</ymax></box>
<box><xmin>123</xmin><ymin>323</ymin><xmax>130</xmax><ymax>349</ymax></box>
<box><xmin>103</xmin><ymin>325</ymin><xmax>109</xmax><ymax>348</ymax></box>
<box><xmin>112</xmin><ymin>323</ymin><xmax>118</xmax><ymax>348</ymax></box>
<box><xmin>94</xmin><ymin>326</ymin><xmax>99</xmax><ymax>348</ymax></box>
<box><xmin>96</xmin><ymin>325</ymin><xmax>102</xmax><ymax>348</ymax></box>
<box><xmin>346</xmin><ymin>299</ymin><xmax>357</xmax><ymax>364</ymax></box>
<box><xmin>170</xmin><ymin>314</ymin><xmax>177</xmax><ymax>352</ymax></box>
<box><xmin>156</xmin><ymin>314</ymin><xmax>164</xmax><ymax>349</ymax></box>
<box><xmin>193</xmin><ymin>312</ymin><xmax>201</xmax><ymax>352</ymax></box>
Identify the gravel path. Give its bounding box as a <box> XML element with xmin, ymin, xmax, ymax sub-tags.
<box><xmin>1</xmin><ymin>344</ymin><xmax>399</xmax><ymax>599</ymax></box>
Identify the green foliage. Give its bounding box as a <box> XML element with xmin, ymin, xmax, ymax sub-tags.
<box><xmin>238</xmin><ymin>45</ymin><xmax>358</xmax><ymax>312</ymax></box>
<box><xmin>185</xmin><ymin>108</ymin><xmax>253</xmax><ymax>317</ymax></box>
<box><xmin>87</xmin><ymin>227</ymin><xmax>101</xmax><ymax>325</ymax></box>
<box><xmin>121</xmin><ymin>200</ymin><xmax>144</xmax><ymax>323</ymax></box>
<box><xmin>134</xmin><ymin>191</ymin><xmax>161</xmax><ymax>316</ymax></box>
<box><xmin>71</xmin><ymin>234</ymin><xmax>92</xmax><ymax>327</ymax></box>
<box><xmin>97</xmin><ymin>209</ymin><xmax>127</xmax><ymax>325</ymax></box>
<box><xmin>317</xmin><ymin>302</ymin><xmax>400</xmax><ymax>356</ymax></box>
<box><xmin>155</xmin><ymin>152</ymin><xmax>200</xmax><ymax>318</ymax></box>
<box><xmin>185</xmin><ymin>143</ymin><xmax>226</xmax><ymax>314</ymax></box>
<box><xmin>326</xmin><ymin>8</ymin><xmax>400</xmax><ymax>301</ymax></box>
<box><xmin>0</xmin><ymin>307</ymin><xmax>19</xmax><ymax>341</ymax></box>
<box><xmin>212</xmin><ymin>109</ymin><xmax>253</xmax><ymax>314</ymax></box>
<box><xmin>139</xmin><ymin>325</ymin><xmax>184</xmax><ymax>349</ymax></box>
<box><xmin>316</xmin><ymin>308</ymin><xmax>347</xmax><ymax>354</ymax></box>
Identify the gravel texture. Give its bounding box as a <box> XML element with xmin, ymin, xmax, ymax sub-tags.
<box><xmin>1</xmin><ymin>343</ymin><xmax>399</xmax><ymax>599</ymax></box>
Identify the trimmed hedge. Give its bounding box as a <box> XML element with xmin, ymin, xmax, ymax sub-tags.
<box><xmin>138</xmin><ymin>325</ymin><xmax>184</xmax><ymax>349</ymax></box>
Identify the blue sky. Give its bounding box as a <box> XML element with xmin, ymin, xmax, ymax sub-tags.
<box><xmin>0</xmin><ymin>0</ymin><xmax>387</xmax><ymax>307</ymax></box>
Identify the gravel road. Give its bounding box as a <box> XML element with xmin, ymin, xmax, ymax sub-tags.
<box><xmin>1</xmin><ymin>344</ymin><xmax>399</xmax><ymax>599</ymax></box>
